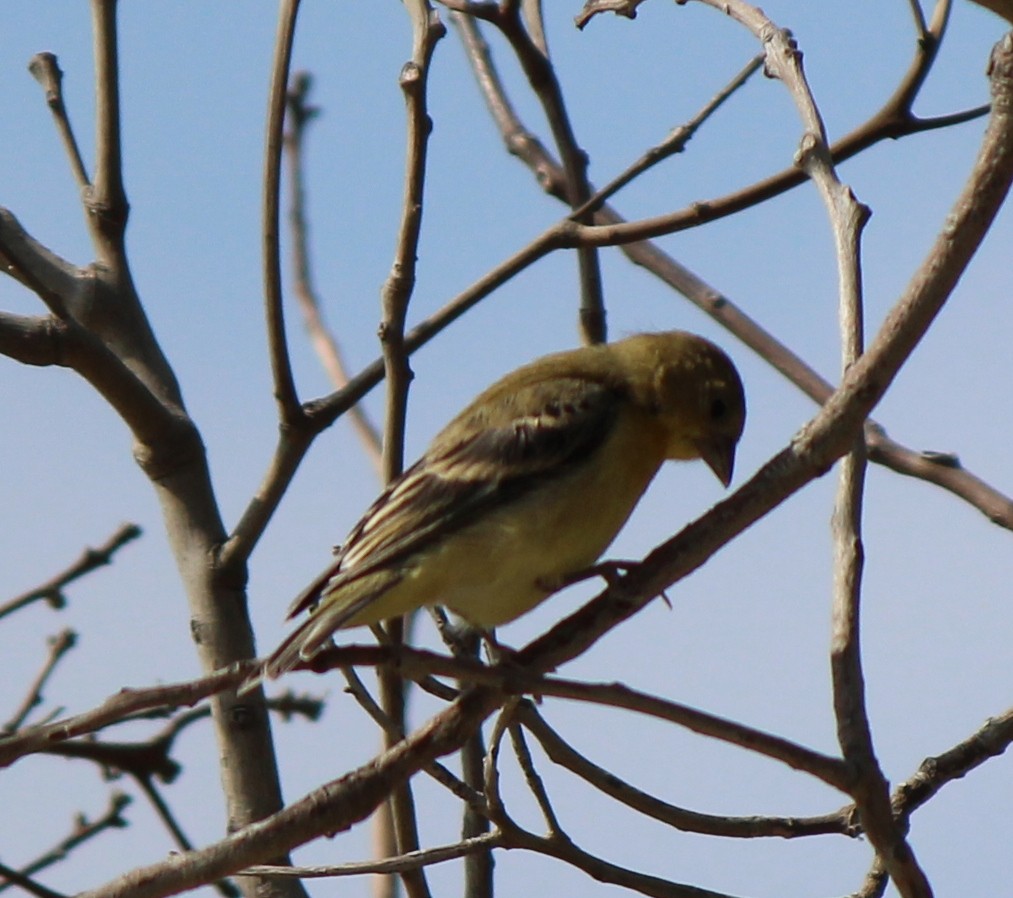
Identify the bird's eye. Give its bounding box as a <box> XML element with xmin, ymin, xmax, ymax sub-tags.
<box><xmin>710</xmin><ymin>397</ymin><xmax>727</xmax><ymax>420</ymax></box>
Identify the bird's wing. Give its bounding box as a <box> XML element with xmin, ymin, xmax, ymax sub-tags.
<box><xmin>287</xmin><ymin>375</ymin><xmax>623</xmax><ymax>620</ymax></box>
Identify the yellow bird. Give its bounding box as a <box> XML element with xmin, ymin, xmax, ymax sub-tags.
<box><xmin>262</xmin><ymin>331</ymin><xmax>745</xmax><ymax>679</ymax></box>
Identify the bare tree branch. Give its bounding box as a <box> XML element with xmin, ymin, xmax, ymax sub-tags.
<box><xmin>87</xmin><ymin>0</ymin><xmax>129</xmax><ymax>263</ymax></box>
<box><xmin>579</xmin><ymin>50</ymin><xmax>766</xmax><ymax>218</ymax></box>
<box><xmin>518</xmin><ymin>703</ymin><xmax>856</xmax><ymax>838</ymax></box>
<box><xmin>0</xmin><ymin>663</ymin><xmax>249</xmax><ymax>768</ymax></box>
<box><xmin>374</xmin><ymin>7</ymin><xmax>447</xmax><ymax>896</ymax></box>
<box><xmin>379</xmin><ymin>0</ymin><xmax>445</xmax><ymax>479</ymax></box>
<box><xmin>895</xmin><ymin>707</ymin><xmax>1013</xmax><ymax>815</ymax></box>
<box><xmin>3</xmin><ymin>630</ymin><xmax>77</xmax><ymax>733</ymax></box>
<box><xmin>527</xmin><ymin>678</ymin><xmax>850</xmax><ymax>791</ymax></box>
<box><xmin>0</xmin><ymin>792</ymin><xmax>130</xmax><ymax>897</ymax></box>
<box><xmin>0</xmin><ymin>523</ymin><xmax>141</xmax><ymax>623</ymax></box>
<box><xmin>27</xmin><ymin>53</ymin><xmax>90</xmax><ymax>190</ymax></box>
<box><xmin>905</xmin><ymin>0</ymin><xmax>930</xmax><ymax>40</ymax></box>
<box><xmin>507</xmin><ymin>717</ymin><xmax>565</xmax><ymax>834</ymax></box>
<box><xmin>450</xmin><ymin>1</ymin><xmax>607</xmax><ymax>341</ymax></box>
<box><xmin>493</xmin><ymin>820</ymin><xmax>746</xmax><ymax>898</ymax></box>
<box><xmin>452</xmin><ymin>629</ymin><xmax>494</xmax><ymax>898</ymax></box>
<box><xmin>0</xmin><ymin>209</ymin><xmax>81</xmax><ymax>315</ymax></box>
<box><xmin>720</xmin><ymin>2</ymin><xmax>932</xmax><ymax>889</ymax></box>
<box><xmin>0</xmin><ymin>861</ymin><xmax>67</xmax><ymax>898</ymax></box>
<box><xmin>0</xmin><ymin>311</ymin><xmax>61</xmax><ymax>364</ymax></box>
<box><xmin>241</xmin><ymin>833</ymin><xmax>503</xmax><ymax>879</ymax></box>
<box><xmin>263</xmin><ymin>0</ymin><xmax>303</xmax><ymax>424</ymax></box>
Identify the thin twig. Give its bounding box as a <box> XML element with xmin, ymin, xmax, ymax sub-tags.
<box><xmin>0</xmin><ymin>523</ymin><xmax>142</xmax><ymax>622</ymax></box>
<box><xmin>131</xmin><ymin>778</ymin><xmax>242</xmax><ymax>898</ymax></box>
<box><xmin>455</xmin><ymin>3</ymin><xmax>606</xmax><ymax>341</ymax></box>
<box><xmin>518</xmin><ymin>703</ymin><xmax>856</xmax><ymax>838</ymax></box>
<box><xmin>495</xmin><ymin>820</ymin><xmax>744</xmax><ymax>898</ymax></box>
<box><xmin>894</xmin><ymin>707</ymin><xmax>1013</xmax><ymax>816</ymax></box>
<box><xmin>509</xmin><ymin>0</ymin><xmax>607</xmax><ymax>344</ymax></box>
<box><xmin>482</xmin><ymin>703</ymin><xmax>513</xmax><ymax>826</ymax></box>
<box><xmin>0</xmin><ymin>793</ymin><xmax>130</xmax><ymax>896</ymax></box>
<box><xmin>507</xmin><ymin>719</ymin><xmax>564</xmax><ymax>835</ymax></box>
<box><xmin>342</xmin><ymin>666</ymin><xmax>391</xmax><ymax>732</ymax></box>
<box><xmin>0</xmin><ymin>663</ymin><xmax>249</xmax><ymax>768</ymax></box>
<box><xmin>379</xmin><ymin>1</ymin><xmax>445</xmax><ymax>480</ymax></box>
<box><xmin>27</xmin><ymin>53</ymin><xmax>90</xmax><ymax>189</ymax></box>
<box><xmin>241</xmin><ymin>833</ymin><xmax>503</xmax><ymax>878</ymax></box>
<box><xmin>262</xmin><ymin>0</ymin><xmax>303</xmax><ymax>424</ymax></box>
<box><xmin>0</xmin><ymin>861</ymin><xmax>67</xmax><ymax>898</ymax></box>
<box><xmin>376</xmin><ymin>627</ymin><xmax>429</xmax><ymax>898</ymax></box>
<box><xmin>906</xmin><ymin>0</ymin><xmax>930</xmax><ymax>40</ymax></box>
<box><xmin>527</xmin><ymin>677</ymin><xmax>850</xmax><ymax>791</ymax></box>
<box><xmin>342</xmin><ymin>669</ymin><xmax>488</xmax><ymax>830</ymax></box>
<box><xmin>220</xmin><ymin>422</ymin><xmax>314</xmax><ymax>571</ymax></box>
<box><xmin>3</xmin><ymin>630</ymin><xmax>77</xmax><ymax>733</ymax></box>
<box><xmin>573</xmin><ymin>51</ymin><xmax>766</xmax><ymax>218</ymax></box>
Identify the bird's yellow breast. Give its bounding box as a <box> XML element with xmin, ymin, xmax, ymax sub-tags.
<box><xmin>339</xmin><ymin>405</ymin><xmax>668</xmax><ymax>629</ymax></box>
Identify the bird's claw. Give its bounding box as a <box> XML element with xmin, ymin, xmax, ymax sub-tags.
<box><xmin>538</xmin><ymin>559</ymin><xmax>640</xmax><ymax>593</ymax></box>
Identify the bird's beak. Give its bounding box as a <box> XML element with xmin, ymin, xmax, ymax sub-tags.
<box><xmin>697</xmin><ymin>436</ymin><xmax>737</xmax><ymax>487</ymax></box>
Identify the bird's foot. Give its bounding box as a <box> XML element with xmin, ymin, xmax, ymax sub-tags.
<box><xmin>538</xmin><ymin>560</ymin><xmax>672</xmax><ymax>609</ymax></box>
<box><xmin>538</xmin><ymin>558</ymin><xmax>640</xmax><ymax>593</ymax></box>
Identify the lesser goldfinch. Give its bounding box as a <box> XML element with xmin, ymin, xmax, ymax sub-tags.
<box><xmin>262</xmin><ymin>331</ymin><xmax>745</xmax><ymax>679</ymax></box>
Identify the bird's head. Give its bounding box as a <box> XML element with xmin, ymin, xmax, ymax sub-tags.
<box><xmin>617</xmin><ymin>332</ymin><xmax>746</xmax><ymax>487</ymax></box>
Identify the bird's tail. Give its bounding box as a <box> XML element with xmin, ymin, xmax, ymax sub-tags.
<box><xmin>239</xmin><ymin>577</ymin><xmax>401</xmax><ymax>693</ymax></box>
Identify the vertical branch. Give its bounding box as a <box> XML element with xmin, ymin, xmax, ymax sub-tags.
<box><xmin>369</xmin><ymin>799</ymin><xmax>398</xmax><ymax>898</ymax></box>
<box><xmin>376</xmin><ymin>658</ymin><xmax>430</xmax><ymax>898</ymax></box>
<box><xmin>754</xmin><ymin>7</ymin><xmax>929</xmax><ymax>896</ymax></box>
<box><xmin>483</xmin><ymin>2</ymin><xmax>607</xmax><ymax>342</ymax></box>
<box><xmin>452</xmin><ymin>628</ymin><xmax>494</xmax><ymax>898</ymax></box>
<box><xmin>375</xmin><ymin>5</ymin><xmax>446</xmax><ymax>898</ymax></box>
<box><xmin>88</xmin><ymin>0</ymin><xmax>129</xmax><ymax>263</ymax></box>
<box><xmin>379</xmin><ymin>1</ymin><xmax>445</xmax><ymax>478</ymax></box>
<box><xmin>263</xmin><ymin>0</ymin><xmax>304</xmax><ymax>423</ymax></box>
<box><xmin>460</xmin><ymin>729</ymin><xmax>494</xmax><ymax>898</ymax></box>
<box><xmin>510</xmin><ymin>1</ymin><xmax>606</xmax><ymax>343</ymax></box>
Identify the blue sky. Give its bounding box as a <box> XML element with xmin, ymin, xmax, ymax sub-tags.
<box><xmin>1</xmin><ymin>3</ymin><xmax>1011</xmax><ymax>897</ymax></box>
